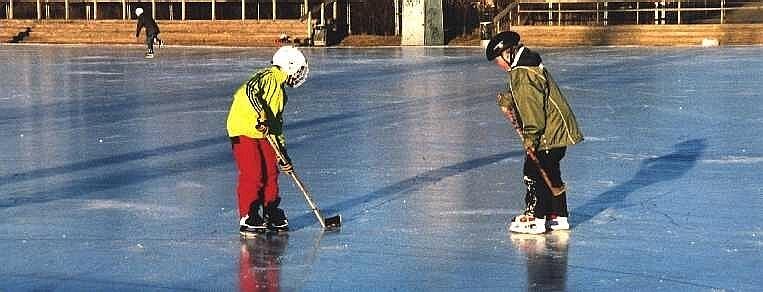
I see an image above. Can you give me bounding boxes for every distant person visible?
[486,31,584,234]
[134,7,164,58]
[227,46,309,237]
[276,33,291,46]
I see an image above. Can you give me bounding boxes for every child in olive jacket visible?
[486,31,584,234]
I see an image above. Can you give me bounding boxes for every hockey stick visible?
[498,92,566,197]
[264,133,342,230]
[245,83,339,229]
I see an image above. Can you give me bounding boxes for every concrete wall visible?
[401,0,443,46]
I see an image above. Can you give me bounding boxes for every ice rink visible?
[1,44,761,291]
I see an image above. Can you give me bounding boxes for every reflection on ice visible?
[510,231,569,291]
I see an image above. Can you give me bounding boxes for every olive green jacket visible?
[497,51,583,150]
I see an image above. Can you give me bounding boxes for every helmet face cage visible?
[286,63,309,88]
[272,46,308,88]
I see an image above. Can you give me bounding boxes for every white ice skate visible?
[144,52,155,59]
[509,214,546,234]
[547,216,569,231]
[239,215,267,238]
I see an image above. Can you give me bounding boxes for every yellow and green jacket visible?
[227,66,288,145]
[497,46,584,151]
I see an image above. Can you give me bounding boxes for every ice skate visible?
[265,207,289,233]
[509,214,546,234]
[239,214,267,238]
[144,52,155,59]
[547,215,569,231]
[154,38,165,49]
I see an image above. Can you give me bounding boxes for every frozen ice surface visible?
[1,44,761,291]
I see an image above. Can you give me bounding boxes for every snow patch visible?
[585,136,616,142]
[176,181,206,189]
[440,209,516,216]
[590,208,618,224]
[606,152,658,161]
[82,200,183,217]
[67,71,123,76]
[701,156,763,164]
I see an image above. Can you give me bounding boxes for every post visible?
[65,0,69,20]
[517,3,521,26]
[307,10,312,42]
[121,0,125,20]
[36,0,41,20]
[394,0,399,35]
[347,1,351,35]
[212,0,216,20]
[604,2,608,26]
[596,2,599,24]
[636,1,639,24]
[182,0,186,20]
[8,0,13,19]
[305,0,311,36]
[94,0,98,20]
[241,0,245,20]
[677,1,681,24]
[169,3,174,19]
[720,0,725,24]
[654,2,658,24]
[152,0,156,19]
[272,0,275,20]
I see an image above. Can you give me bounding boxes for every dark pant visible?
[145,32,159,53]
[523,147,568,218]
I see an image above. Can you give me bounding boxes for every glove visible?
[255,119,269,134]
[277,147,293,172]
[522,138,539,152]
[496,91,513,108]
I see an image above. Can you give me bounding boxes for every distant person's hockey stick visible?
[498,92,566,197]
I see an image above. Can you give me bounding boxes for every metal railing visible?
[1,0,313,21]
[492,0,763,26]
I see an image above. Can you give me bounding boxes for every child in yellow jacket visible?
[227,46,309,237]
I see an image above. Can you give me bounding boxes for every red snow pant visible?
[231,136,280,218]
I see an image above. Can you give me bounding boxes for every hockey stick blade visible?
[323,215,341,230]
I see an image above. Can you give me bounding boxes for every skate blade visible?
[324,215,341,230]
[240,231,267,239]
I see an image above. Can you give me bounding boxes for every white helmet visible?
[272,46,309,88]
[135,8,143,17]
